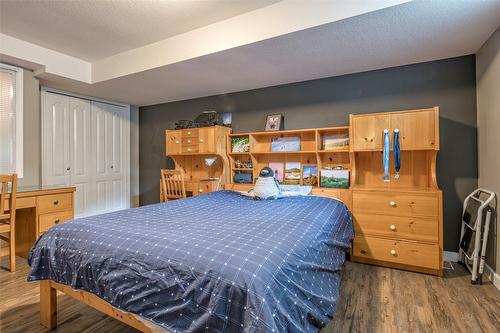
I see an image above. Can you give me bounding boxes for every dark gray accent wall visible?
[140,55,477,252]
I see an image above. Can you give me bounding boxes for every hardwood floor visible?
[1,257,499,333]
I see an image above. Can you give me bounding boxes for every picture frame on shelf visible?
[302,165,318,186]
[320,168,349,188]
[231,137,250,152]
[271,136,301,152]
[322,133,349,150]
[265,114,283,131]
[284,162,301,185]
[268,162,284,183]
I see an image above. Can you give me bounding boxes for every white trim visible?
[484,264,500,291]
[0,62,23,178]
[41,86,128,108]
[444,251,459,262]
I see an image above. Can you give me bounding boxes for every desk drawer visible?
[39,210,73,234]
[37,193,73,214]
[353,191,438,217]
[353,236,440,269]
[353,213,438,243]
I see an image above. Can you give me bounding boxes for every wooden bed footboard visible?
[39,280,169,333]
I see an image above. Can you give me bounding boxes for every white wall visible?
[476,27,500,274]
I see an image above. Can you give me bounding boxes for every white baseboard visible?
[444,251,459,262]
[444,251,500,291]
[484,264,500,291]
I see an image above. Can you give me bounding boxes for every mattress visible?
[28,191,353,332]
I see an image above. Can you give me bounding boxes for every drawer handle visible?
[53,200,59,205]
[200,139,204,143]
[389,224,396,231]
[389,201,396,207]
[360,250,367,255]
[187,131,191,135]
[199,189,203,193]
[390,249,397,256]
[187,139,191,143]
[187,148,191,152]
[54,218,60,224]
[175,140,179,144]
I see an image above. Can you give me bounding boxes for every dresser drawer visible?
[353,213,438,243]
[181,129,199,138]
[184,182,199,194]
[181,137,198,145]
[353,191,438,217]
[181,144,199,153]
[37,193,73,214]
[353,236,440,269]
[39,210,73,234]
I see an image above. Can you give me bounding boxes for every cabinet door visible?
[352,114,391,151]
[42,92,71,186]
[198,128,215,153]
[391,110,436,150]
[166,130,182,154]
[68,97,94,216]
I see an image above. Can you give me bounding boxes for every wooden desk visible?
[0,185,75,259]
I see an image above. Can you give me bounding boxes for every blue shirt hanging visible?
[383,129,390,182]
[393,129,401,179]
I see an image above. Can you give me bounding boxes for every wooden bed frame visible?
[40,280,169,333]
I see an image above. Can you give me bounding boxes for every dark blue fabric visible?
[28,191,353,332]
[393,130,401,173]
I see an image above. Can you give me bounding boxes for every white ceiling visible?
[1,0,499,106]
[0,0,279,61]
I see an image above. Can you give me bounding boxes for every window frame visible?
[0,63,23,178]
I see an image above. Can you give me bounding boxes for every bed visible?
[28,191,353,332]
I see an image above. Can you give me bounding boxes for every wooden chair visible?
[160,169,186,203]
[0,174,17,272]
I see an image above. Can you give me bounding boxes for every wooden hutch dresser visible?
[164,126,232,197]
[350,107,443,275]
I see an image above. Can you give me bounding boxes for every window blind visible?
[0,68,17,174]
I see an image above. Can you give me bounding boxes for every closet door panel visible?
[69,97,94,216]
[43,92,71,186]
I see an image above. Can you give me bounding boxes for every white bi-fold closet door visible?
[42,91,130,217]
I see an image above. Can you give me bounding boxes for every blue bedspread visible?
[28,191,353,332]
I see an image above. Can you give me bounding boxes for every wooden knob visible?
[53,200,59,205]
[187,139,191,143]
[187,148,191,151]
[389,224,396,231]
[175,140,179,144]
[54,218,60,224]
[360,250,366,255]
[187,131,191,135]
[390,249,397,256]
[199,189,203,193]
[200,139,204,143]
[389,201,396,207]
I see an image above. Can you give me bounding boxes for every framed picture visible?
[302,165,318,186]
[322,133,349,150]
[231,137,250,152]
[268,162,284,183]
[284,162,301,185]
[320,169,349,188]
[265,114,283,131]
[271,136,301,152]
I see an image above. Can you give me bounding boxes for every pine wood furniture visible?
[0,185,75,261]
[225,127,353,209]
[350,107,442,275]
[160,169,186,202]
[0,174,17,272]
[164,126,232,197]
